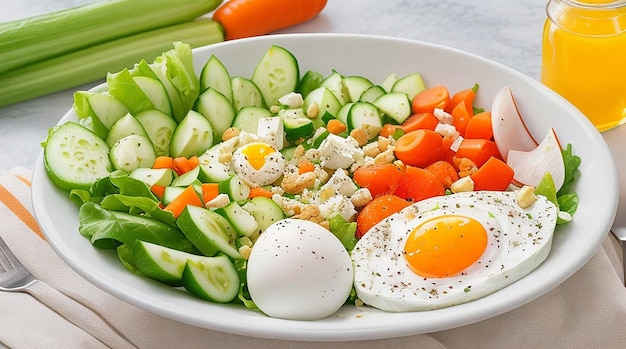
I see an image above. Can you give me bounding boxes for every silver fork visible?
[0,235,137,348]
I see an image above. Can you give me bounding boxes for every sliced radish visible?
[506,128,565,191]
[491,86,538,160]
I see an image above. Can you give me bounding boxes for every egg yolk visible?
[241,143,275,170]
[403,214,487,278]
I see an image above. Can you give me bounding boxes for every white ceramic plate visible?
[32,33,618,341]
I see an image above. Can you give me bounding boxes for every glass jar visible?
[541,0,626,132]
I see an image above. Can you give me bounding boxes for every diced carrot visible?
[464,111,493,140]
[394,165,445,203]
[400,112,439,132]
[470,157,514,191]
[153,156,174,169]
[164,185,203,218]
[248,186,274,199]
[444,87,476,114]
[326,118,347,135]
[454,138,501,167]
[297,158,315,174]
[394,129,444,168]
[201,183,220,203]
[411,85,450,114]
[451,100,472,136]
[356,194,411,238]
[379,123,402,138]
[353,163,404,198]
[425,160,459,189]
[150,184,166,199]
[173,156,199,176]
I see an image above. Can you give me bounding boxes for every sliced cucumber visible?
[251,45,299,107]
[342,75,373,103]
[129,167,174,187]
[359,85,386,104]
[241,196,285,232]
[320,71,348,105]
[182,254,240,303]
[347,102,383,140]
[303,86,341,128]
[135,109,177,157]
[177,205,241,259]
[214,201,259,238]
[381,73,399,93]
[392,72,426,100]
[109,134,157,172]
[197,147,231,183]
[232,106,273,135]
[283,117,314,142]
[44,121,111,191]
[199,54,233,102]
[231,76,265,112]
[194,87,235,141]
[170,165,200,187]
[162,186,186,206]
[373,92,412,124]
[218,175,250,202]
[133,76,172,116]
[169,110,214,158]
[336,102,354,126]
[105,112,148,148]
[73,91,129,139]
[298,70,324,98]
[132,240,204,287]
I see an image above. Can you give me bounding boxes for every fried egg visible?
[351,191,558,312]
[231,141,285,187]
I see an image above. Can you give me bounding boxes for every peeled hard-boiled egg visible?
[231,141,285,186]
[351,191,558,312]
[246,219,354,320]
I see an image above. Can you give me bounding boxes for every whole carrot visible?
[213,0,328,40]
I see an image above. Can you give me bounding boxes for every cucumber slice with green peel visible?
[218,175,250,202]
[232,106,273,135]
[381,73,399,93]
[347,102,383,140]
[303,86,341,128]
[251,45,299,107]
[133,76,172,116]
[342,75,374,103]
[280,145,297,161]
[197,147,231,183]
[43,121,111,191]
[359,85,386,104]
[194,87,235,141]
[199,54,233,102]
[170,165,200,187]
[241,196,285,232]
[73,91,129,139]
[373,92,412,124]
[177,205,241,259]
[182,254,240,303]
[392,72,426,100]
[135,109,177,157]
[336,102,354,126]
[231,76,265,112]
[320,71,348,105]
[132,240,204,287]
[105,112,148,148]
[298,70,324,98]
[109,134,157,172]
[162,186,186,206]
[283,117,315,142]
[169,110,214,158]
[129,167,174,187]
[214,201,259,238]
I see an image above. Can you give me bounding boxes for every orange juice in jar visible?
[541,0,626,132]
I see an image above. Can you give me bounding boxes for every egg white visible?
[231,142,285,187]
[351,191,558,312]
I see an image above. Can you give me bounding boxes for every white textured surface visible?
[0,0,546,169]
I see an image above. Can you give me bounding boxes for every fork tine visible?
[0,235,35,290]
[0,236,18,272]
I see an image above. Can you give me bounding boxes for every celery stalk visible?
[0,0,223,75]
[0,19,224,108]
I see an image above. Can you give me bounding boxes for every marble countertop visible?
[1,0,624,222]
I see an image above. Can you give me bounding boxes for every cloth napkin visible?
[1,166,625,349]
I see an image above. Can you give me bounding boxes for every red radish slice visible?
[491,86,538,160]
[506,128,565,191]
